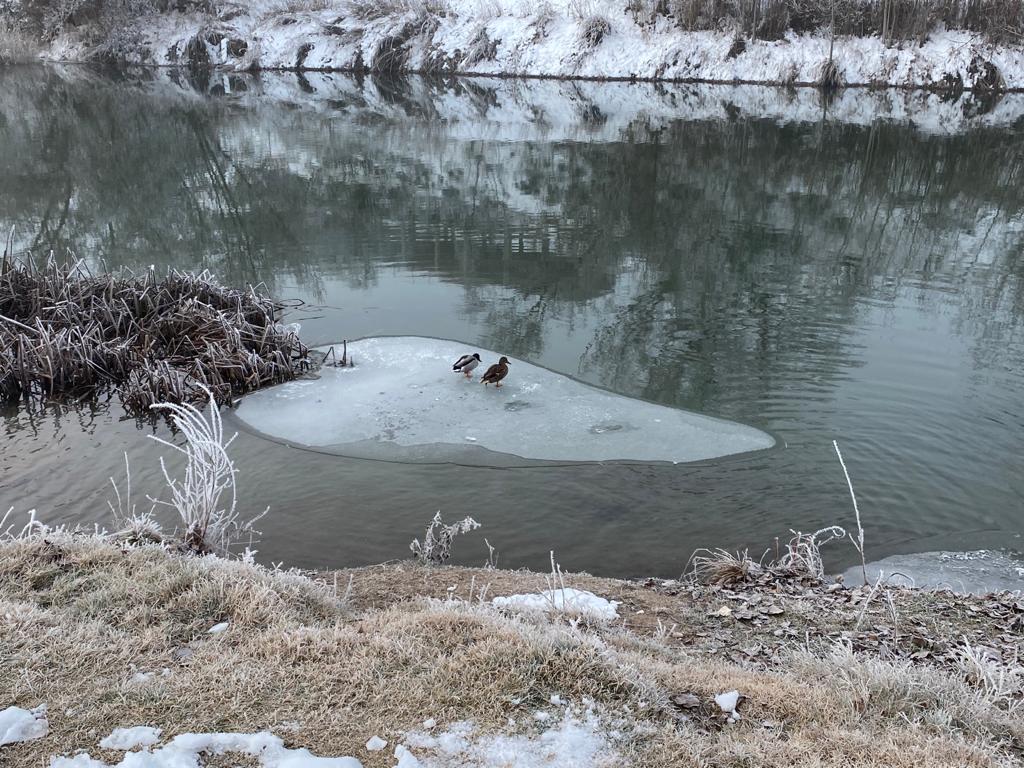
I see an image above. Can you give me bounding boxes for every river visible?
[2,65,1022,579]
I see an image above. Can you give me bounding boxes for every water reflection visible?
[1,66,1022,575]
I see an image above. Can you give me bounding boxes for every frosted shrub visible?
[108,453,165,546]
[410,511,481,564]
[149,387,266,554]
[579,14,611,46]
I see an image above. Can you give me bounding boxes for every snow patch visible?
[493,588,620,621]
[0,705,48,746]
[235,336,773,465]
[396,707,618,767]
[98,726,162,750]
[49,731,362,768]
[365,736,387,751]
[714,690,742,723]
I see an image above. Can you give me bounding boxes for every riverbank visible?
[6,0,1024,91]
[2,532,1022,766]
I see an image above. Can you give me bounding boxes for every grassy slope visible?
[2,534,1022,766]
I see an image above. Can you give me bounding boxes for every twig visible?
[0,313,39,335]
[833,440,867,585]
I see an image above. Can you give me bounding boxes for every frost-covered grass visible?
[1,533,1022,767]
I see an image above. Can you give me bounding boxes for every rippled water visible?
[2,66,1023,577]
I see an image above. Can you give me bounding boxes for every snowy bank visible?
[30,0,1024,91]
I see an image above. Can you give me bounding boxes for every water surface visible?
[2,66,1023,577]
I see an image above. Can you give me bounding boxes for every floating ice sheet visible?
[234,337,774,465]
[841,550,1024,595]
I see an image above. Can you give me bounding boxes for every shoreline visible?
[20,56,1024,93]
[2,531,1022,766]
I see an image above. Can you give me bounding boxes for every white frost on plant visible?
[493,588,620,621]
[98,726,162,750]
[50,731,362,768]
[149,386,267,554]
[0,705,48,746]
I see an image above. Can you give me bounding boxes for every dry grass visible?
[2,534,1022,767]
[687,525,851,586]
[0,256,310,415]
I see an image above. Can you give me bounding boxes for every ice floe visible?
[841,550,1024,594]
[234,337,774,465]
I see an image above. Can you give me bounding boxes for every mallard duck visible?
[452,353,481,378]
[480,356,510,387]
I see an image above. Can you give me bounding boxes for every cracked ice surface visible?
[234,337,774,464]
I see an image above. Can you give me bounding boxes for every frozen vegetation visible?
[5,0,1024,89]
[234,336,774,464]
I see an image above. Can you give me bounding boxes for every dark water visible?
[2,66,1023,577]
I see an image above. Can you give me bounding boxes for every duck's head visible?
[498,356,510,365]
[473,353,481,361]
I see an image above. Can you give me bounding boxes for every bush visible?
[666,0,1024,43]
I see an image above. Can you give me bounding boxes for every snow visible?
[39,0,1024,91]
[234,337,774,465]
[396,707,618,767]
[207,621,230,634]
[393,745,422,768]
[98,726,162,750]
[49,731,362,768]
[492,588,620,621]
[714,690,742,723]
[51,708,619,767]
[0,705,48,746]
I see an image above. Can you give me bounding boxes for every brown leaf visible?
[671,693,701,709]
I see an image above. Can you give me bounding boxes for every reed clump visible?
[0,255,310,415]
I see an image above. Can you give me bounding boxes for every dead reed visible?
[0,255,310,415]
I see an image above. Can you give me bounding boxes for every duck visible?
[452,353,482,378]
[480,356,510,387]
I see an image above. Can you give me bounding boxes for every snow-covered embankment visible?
[40,0,1024,91]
